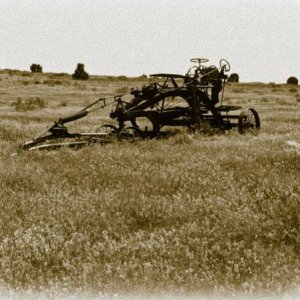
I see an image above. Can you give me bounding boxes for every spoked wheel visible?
[190,58,209,69]
[190,58,209,64]
[219,59,231,72]
[118,126,145,141]
[96,124,119,135]
[238,108,260,134]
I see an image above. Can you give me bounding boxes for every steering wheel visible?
[190,58,209,64]
[219,59,230,72]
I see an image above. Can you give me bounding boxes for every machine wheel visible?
[219,59,231,72]
[238,108,260,134]
[190,58,209,64]
[96,124,119,135]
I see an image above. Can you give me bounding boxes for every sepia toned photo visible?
[0,0,299,299]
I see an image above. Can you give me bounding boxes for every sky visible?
[1,0,299,83]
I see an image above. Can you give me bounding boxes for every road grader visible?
[21,58,260,150]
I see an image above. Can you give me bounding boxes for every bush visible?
[228,73,239,83]
[72,63,89,80]
[117,75,128,80]
[11,97,47,111]
[42,80,65,86]
[287,76,298,85]
[59,99,68,107]
[30,64,43,73]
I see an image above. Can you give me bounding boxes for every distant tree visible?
[228,73,239,83]
[287,76,298,85]
[30,63,43,73]
[72,63,89,80]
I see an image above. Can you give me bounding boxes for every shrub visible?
[287,76,298,85]
[228,73,239,83]
[72,63,89,80]
[261,97,269,102]
[288,88,297,93]
[21,80,30,86]
[4,69,31,76]
[12,97,47,111]
[42,80,64,86]
[30,64,43,73]
[117,75,128,80]
[59,99,68,107]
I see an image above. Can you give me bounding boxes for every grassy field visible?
[0,69,300,297]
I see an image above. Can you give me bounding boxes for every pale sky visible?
[1,0,299,82]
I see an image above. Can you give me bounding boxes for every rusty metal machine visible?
[21,58,260,150]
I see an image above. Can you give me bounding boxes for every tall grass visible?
[1,136,300,295]
[0,71,300,296]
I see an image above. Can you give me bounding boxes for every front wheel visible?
[96,124,119,135]
[238,108,260,134]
